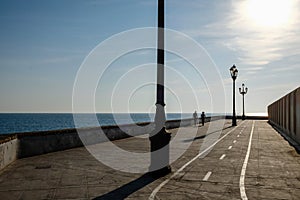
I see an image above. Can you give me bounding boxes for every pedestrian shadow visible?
[92,173,158,200]
[183,125,232,143]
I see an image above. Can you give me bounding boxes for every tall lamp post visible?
[230,65,238,126]
[149,0,171,176]
[239,83,248,120]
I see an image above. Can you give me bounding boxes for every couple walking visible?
[193,111,205,126]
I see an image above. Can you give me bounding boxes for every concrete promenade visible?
[0,120,300,199]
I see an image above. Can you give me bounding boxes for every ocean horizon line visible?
[0,112,267,116]
[0,113,267,135]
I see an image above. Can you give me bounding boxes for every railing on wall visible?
[268,87,300,146]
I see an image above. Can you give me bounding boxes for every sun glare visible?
[245,0,295,27]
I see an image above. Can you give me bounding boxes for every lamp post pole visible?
[149,0,171,176]
[233,79,236,125]
[156,0,165,120]
[239,83,248,120]
[230,65,238,126]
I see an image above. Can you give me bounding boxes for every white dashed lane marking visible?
[219,154,226,160]
[203,171,212,181]
[148,122,245,200]
[228,146,232,150]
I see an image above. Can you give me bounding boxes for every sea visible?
[0,113,196,135]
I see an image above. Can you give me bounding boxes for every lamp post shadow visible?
[92,173,158,200]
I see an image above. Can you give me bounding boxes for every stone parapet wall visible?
[268,87,300,147]
[1,114,269,171]
[0,118,196,171]
[0,138,18,171]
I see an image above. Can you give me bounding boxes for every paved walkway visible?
[0,120,300,199]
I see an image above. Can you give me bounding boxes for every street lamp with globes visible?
[230,65,238,126]
[239,83,248,120]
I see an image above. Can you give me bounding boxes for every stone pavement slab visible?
[0,120,300,199]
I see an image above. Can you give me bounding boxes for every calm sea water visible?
[0,113,196,135]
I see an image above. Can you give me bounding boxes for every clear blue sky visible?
[1,0,299,114]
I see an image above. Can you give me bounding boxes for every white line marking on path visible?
[203,171,212,181]
[148,122,244,200]
[237,135,240,137]
[233,140,237,143]
[219,154,226,160]
[228,146,232,150]
[239,121,255,200]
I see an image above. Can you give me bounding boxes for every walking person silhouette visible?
[193,111,198,126]
[201,111,206,126]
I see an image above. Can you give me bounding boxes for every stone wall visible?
[0,138,18,170]
[0,116,226,171]
[268,87,300,148]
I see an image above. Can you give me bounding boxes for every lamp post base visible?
[149,127,171,177]
[232,118,237,126]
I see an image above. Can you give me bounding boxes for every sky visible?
[0,0,300,115]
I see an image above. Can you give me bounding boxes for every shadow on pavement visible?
[92,173,158,200]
